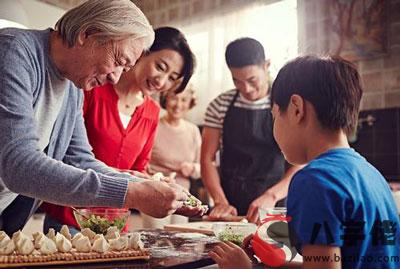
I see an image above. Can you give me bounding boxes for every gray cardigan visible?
[0,28,138,213]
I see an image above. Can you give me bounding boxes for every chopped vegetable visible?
[77,215,126,235]
[184,194,201,207]
[218,227,245,246]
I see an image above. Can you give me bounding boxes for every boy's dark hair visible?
[225,38,265,68]
[271,55,362,135]
[149,27,196,93]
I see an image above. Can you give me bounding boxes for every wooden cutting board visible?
[164,221,245,235]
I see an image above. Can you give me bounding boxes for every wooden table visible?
[12,229,218,269]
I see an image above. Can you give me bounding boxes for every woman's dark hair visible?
[225,37,265,68]
[149,27,196,93]
[271,55,362,135]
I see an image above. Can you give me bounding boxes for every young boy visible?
[210,55,400,269]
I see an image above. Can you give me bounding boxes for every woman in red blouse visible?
[42,27,196,234]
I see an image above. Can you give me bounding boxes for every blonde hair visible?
[55,0,154,48]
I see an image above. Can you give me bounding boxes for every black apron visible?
[220,90,285,215]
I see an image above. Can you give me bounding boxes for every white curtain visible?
[173,0,298,125]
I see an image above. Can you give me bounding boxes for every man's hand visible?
[124,181,188,218]
[246,192,277,223]
[209,203,238,219]
[209,241,252,269]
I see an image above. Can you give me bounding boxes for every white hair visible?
[55,0,154,49]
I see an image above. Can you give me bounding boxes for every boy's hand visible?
[209,241,252,269]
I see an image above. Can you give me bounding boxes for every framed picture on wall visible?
[330,0,387,61]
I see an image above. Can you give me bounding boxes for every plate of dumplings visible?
[0,225,149,267]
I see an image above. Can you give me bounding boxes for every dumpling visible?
[81,228,96,241]
[71,232,84,248]
[11,230,23,246]
[32,232,41,241]
[105,226,120,240]
[39,237,57,255]
[0,231,15,255]
[60,225,72,241]
[55,233,72,253]
[11,231,35,254]
[46,228,56,243]
[32,232,46,249]
[109,236,128,251]
[91,234,109,253]
[129,232,144,250]
[16,238,34,255]
[91,234,103,244]
[74,236,91,253]
[0,231,8,241]
[152,172,164,181]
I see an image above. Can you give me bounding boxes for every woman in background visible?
[143,85,202,228]
[42,27,196,234]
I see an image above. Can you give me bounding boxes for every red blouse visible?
[82,84,160,172]
[42,84,160,228]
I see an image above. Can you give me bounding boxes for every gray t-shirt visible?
[34,46,66,152]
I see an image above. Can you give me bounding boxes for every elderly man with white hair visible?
[0,0,201,235]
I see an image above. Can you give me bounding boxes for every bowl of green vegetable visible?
[212,222,257,246]
[73,208,130,235]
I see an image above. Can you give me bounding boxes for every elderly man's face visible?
[72,36,145,91]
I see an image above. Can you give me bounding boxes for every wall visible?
[133,0,278,27]
[351,108,400,181]
[21,0,65,29]
[298,0,400,110]
[297,0,400,181]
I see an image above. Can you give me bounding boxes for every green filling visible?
[78,215,126,234]
[218,227,245,246]
[184,194,201,207]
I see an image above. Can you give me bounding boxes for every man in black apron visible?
[201,38,301,223]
